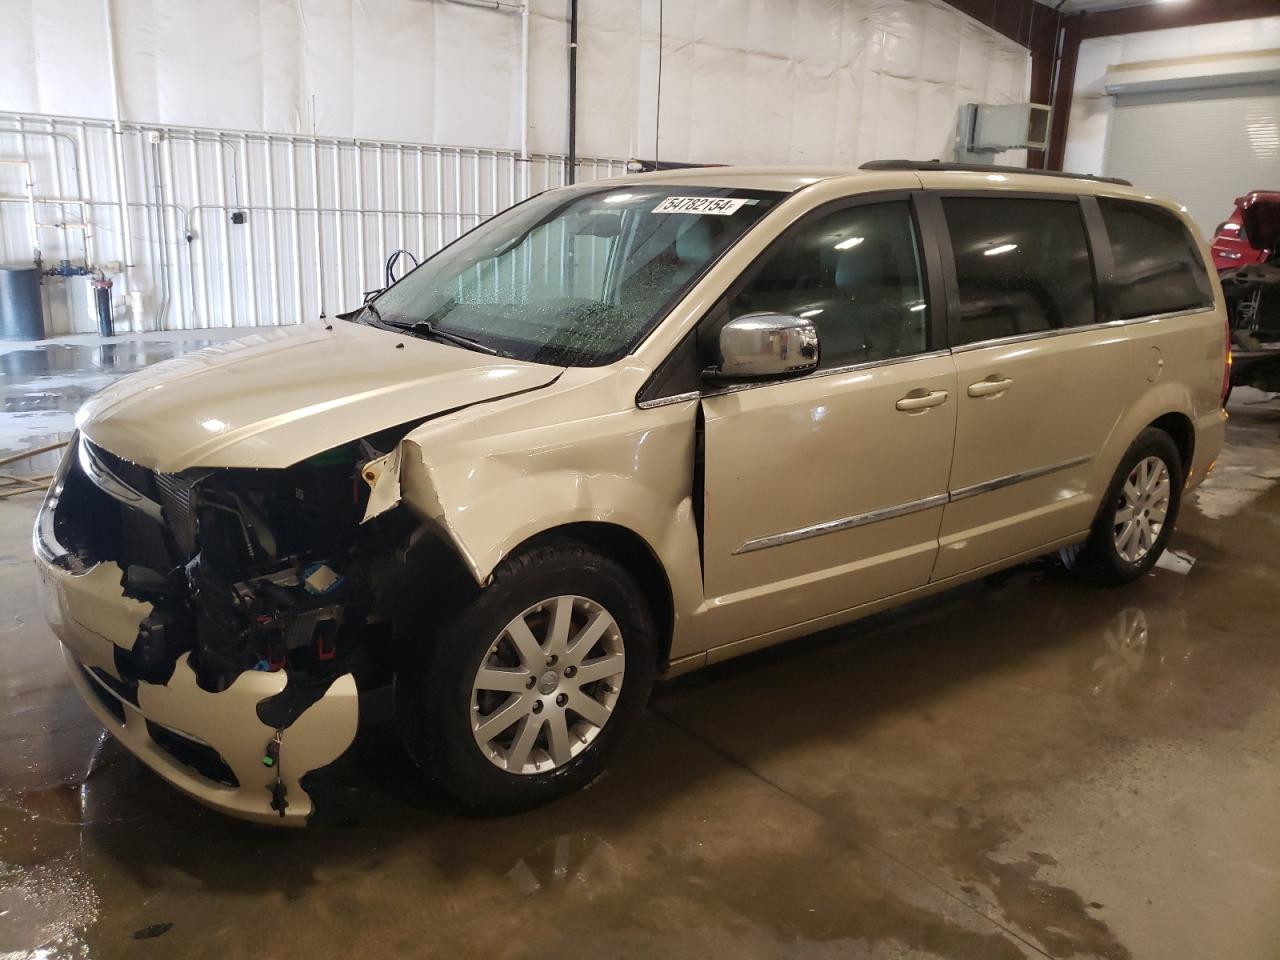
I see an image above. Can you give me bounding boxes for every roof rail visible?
[859,159,1133,188]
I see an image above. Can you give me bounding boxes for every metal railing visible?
[0,111,629,332]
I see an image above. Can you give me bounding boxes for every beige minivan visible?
[35,161,1229,824]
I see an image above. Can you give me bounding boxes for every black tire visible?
[394,537,657,814]
[1060,428,1183,586]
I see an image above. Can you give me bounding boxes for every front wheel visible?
[1060,428,1183,586]
[395,539,657,814]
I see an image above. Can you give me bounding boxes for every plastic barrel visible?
[0,264,45,341]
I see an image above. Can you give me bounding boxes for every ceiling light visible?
[800,308,823,318]
[984,243,1018,257]
[834,237,864,250]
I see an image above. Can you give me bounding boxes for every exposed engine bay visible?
[47,428,430,813]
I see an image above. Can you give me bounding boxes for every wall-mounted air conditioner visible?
[954,102,1052,162]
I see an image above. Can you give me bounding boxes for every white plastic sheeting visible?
[0,0,522,149]
[0,0,1031,331]
[2,0,1029,164]
[531,0,1030,164]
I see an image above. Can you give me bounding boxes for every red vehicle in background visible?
[1217,191,1280,391]
[1212,197,1272,273]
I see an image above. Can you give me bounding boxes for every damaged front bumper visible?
[34,438,362,826]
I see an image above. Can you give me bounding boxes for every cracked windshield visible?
[366,185,784,365]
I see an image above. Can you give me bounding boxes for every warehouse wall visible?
[1062,17,1280,178]
[528,0,1031,164]
[0,0,1030,332]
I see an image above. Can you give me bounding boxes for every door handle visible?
[895,390,949,412]
[967,377,1013,398]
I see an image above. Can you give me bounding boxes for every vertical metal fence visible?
[0,111,630,333]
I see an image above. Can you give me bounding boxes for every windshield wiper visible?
[377,314,499,355]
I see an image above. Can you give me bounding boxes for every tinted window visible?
[943,197,1097,346]
[729,200,928,367]
[1099,198,1214,319]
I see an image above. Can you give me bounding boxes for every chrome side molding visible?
[948,454,1092,502]
[735,493,950,555]
[735,454,1092,555]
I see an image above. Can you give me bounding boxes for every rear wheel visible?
[1060,428,1183,586]
[395,539,656,814]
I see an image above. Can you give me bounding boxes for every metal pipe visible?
[0,124,93,266]
[567,0,578,185]
[0,159,41,265]
[263,137,283,325]
[438,0,524,10]
[394,145,405,258]
[311,140,326,318]
[434,149,445,252]
[213,134,237,327]
[331,144,348,309]
[520,0,530,181]
[287,139,304,323]
[415,147,427,257]
[2,110,538,160]
[188,137,212,329]
[453,148,464,241]
[354,145,367,295]
[160,133,186,323]
[238,134,259,328]
[102,0,135,328]
[0,110,623,332]
[148,136,171,329]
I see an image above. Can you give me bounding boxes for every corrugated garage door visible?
[1104,83,1280,240]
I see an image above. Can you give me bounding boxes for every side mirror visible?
[709,313,820,381]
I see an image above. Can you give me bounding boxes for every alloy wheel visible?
[1113,455,1171,563]
[470,595,625,774]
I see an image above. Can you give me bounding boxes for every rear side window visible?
[942,197,1097,347]
[1098,199,1214,319]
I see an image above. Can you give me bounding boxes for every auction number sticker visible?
[652,196,750,215]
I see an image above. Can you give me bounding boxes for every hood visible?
[1241,191,1280,252]
[77,321,562,473]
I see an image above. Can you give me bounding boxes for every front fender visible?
[396,407,708,662]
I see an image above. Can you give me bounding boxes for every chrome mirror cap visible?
[714,312,820,380]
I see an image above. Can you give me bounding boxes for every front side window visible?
[367,185,783,366]
[943,197,1097,347]
[1099,198,1214,319]
[727,200,929,368]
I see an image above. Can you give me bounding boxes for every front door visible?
[699,195,958,644]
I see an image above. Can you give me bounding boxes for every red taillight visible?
[1222,322,1232,407]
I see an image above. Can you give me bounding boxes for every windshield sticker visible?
[652,196,750,215]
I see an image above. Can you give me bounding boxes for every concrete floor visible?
[3,333,1280,959]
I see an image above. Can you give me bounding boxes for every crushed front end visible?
[34,432,413,825]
